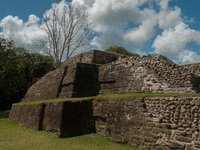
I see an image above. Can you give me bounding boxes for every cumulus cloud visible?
[86,0,153,33]
[123,8,157,47]
[152,22,200,60]
[150,0,200,64]
[123,20,155,47]
[84,0,200,63]
[1,0,200,64]
[0,15,44,52]
[85,0,159,53]
[90,30,128,50]
[178,50,200,64]
[157,1,182,29]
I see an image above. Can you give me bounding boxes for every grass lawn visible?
[0,111,139,150]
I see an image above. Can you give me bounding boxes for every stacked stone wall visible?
[144,96,200,149]
[61,50,124,67]
[99,57,144,94]
[143,58,200,92]
[99,56,199,94]
[10,96,200,149]
[92,50,126,64]
[61,50,200,92]
[9,100,95,137]
[23,50,200,102]
[9,103,45,131]
[93,96,200,150]
[183,63,200,75]
[93,97,172,150]
[61,50,95,66]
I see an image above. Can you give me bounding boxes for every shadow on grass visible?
[0,110,10,119]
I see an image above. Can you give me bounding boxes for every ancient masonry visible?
[9,50,200,150]
[9,96,200,150]
[23,50,200,102]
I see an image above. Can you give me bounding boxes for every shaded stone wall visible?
[59,63,100,98]
[23,62,100,102]
[23,67,66,101]
[9,100,95,137]
[9,103,45,131]
[9,96,200,149]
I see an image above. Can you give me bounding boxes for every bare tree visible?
[36,2,94,68]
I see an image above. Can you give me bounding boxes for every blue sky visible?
[1,0,200,64]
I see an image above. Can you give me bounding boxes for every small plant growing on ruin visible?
[104,45,140,57]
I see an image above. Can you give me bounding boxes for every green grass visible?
[16,92,200,105]
[0,111,139,150]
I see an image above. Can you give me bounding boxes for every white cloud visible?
[178,50,200,64]
[123,9,157,47]
[124,20,155,47]
[0,16,23,33]
[0,15,44,52]
[152,22,200,57]
[158,5,182,29]
[1,0,200,64]
[26,15,40,25]
[85,0,160,52]
[86,0,149,32]
[90,30,128,50]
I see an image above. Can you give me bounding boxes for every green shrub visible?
[143,53,168,60]
[104,45,140,57]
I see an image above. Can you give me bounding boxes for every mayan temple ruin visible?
[9,50,200,150]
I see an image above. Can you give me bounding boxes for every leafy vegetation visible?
[0,37,54,110]
[0,110,9,119]
[0,111,138,150]
[104,45,140,57]
[143,53,168,60]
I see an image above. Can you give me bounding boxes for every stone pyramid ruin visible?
[22,50,200,102]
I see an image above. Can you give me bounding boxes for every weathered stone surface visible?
[193,141,200,148]
[10,100,95,138]
[9,103,44,130]
[22,50,200,102]
[62,49,123,67]
[175,135,193,143]
[8,48,200,150]
[165,140,185,149]
[9,104,23,122]
[60,100,95,137]
[23,67,66,101]
[10,96,200,149]
[150,145,170,150]
[23,62,100,101]
[59,63,100,98]
[43,101,63,136]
